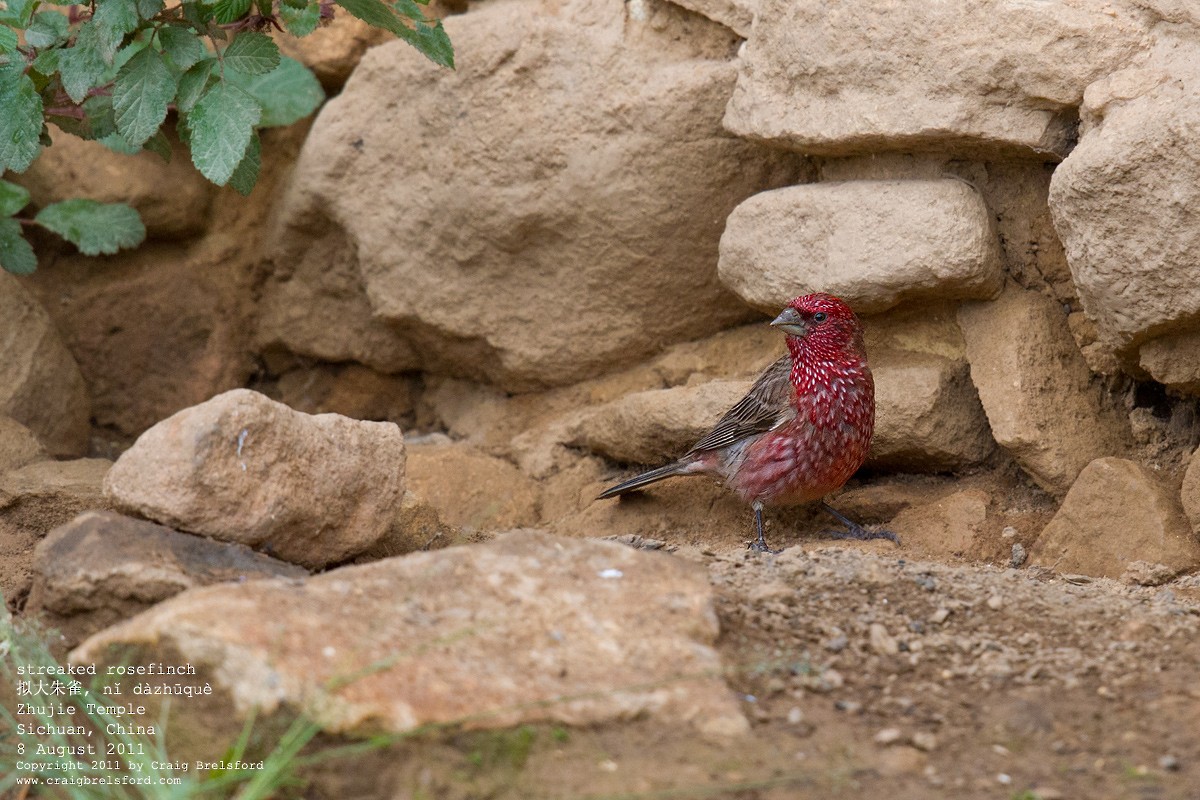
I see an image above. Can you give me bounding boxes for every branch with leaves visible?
[0,0,453,274]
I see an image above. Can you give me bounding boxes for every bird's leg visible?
[821,502,900,544]
[747,501,780,554]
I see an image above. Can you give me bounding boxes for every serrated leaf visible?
[176,111,191,146]
[0,180,30,216]
[137,0,165,16]
[0,0,35,26]
[97,131,141,154]
[82,94,119,139]
[189,81,260,184]
[143,128,172,160]
[0,70,44,173]
[92,0,141,60]
[31,48,60,76]
[336,0,403,35]
[0,26,18,55]
[226,56,323,127]
[280,0,308,9]
[211,0,251,24]
[176,58,216,112]
[158,25,208,70]
[113,46,178,147]
[336,0,452,68]
[228,130,260,196]
[58,23,108,102]
[222,32,279,75]
[279,2,319,36]
[395,18,453,68]
[25,10,70,48]
[0,218,36,275]
[35,199,145,255]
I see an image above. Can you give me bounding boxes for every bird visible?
[597,292,897,553]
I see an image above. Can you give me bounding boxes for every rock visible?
[1011,543,1027,568]
[870,349,994,471]
[271,362,417,423]
[405,441,540,531]
[1030,458,1200,579]
[275,13,393,89]
[1048,30,1200,360]
[1138,331,1200,394]
[0,273,91,457]
[348,491,460,562]
[72,531,748,746]
[724,0,1150,157]
[103,389,406,569]
[718,180,1003,315]
[572,380,752,466]
[874,727,903,745]
[667,0,754,36]
[0,416,46,474]
[27,510,306,649]
[958,286,1131,496]
[14,127,213,239]
[888,489,990,562]
[260,0,802,390]
[1182,449,1200,535]
[868,623,899,656]
[0,459,112,608]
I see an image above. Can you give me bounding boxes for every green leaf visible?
[0,26,17,55]
[336,0,453,68]
[211,0,251,24]
[25,10,70,48]
[83,94,119,139]
[395,18,453,69]
[189,81,260,184]
[336,0,402,35]
[222,32,279,75]
[158,25,208,70]
[228,130,260,196]
[31,49,60,76]
[35,199,146,255]
[280,0,308,9]
[0,180,30,216]
[176,57,216,112]
[143,128,172,161]
[58,24,108,102]
[0,0,35,26]
[97,131,142,154]
[0,218,36,275]
[113,46,178,147]
[0,70,44,173]
[137,0,165,16]
[279,1,319,35]
[92,0,141,60]
[226,56,323,127]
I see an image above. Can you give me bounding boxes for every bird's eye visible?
[812,312,827,323]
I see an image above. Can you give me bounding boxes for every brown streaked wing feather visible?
[686,355,795,455]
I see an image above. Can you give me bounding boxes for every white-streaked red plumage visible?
[598,293,893,552]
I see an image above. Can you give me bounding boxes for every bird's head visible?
[770,293,863,352]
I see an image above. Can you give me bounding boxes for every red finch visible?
[598,292,896,553]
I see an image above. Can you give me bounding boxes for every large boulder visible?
[103,389,407,569]
[72,531,747,745]
[259,0,803,390]
[718,180,1003,314]
[958,286,1131,496]
[1048,30,1200,362]
[724,0,1150,157]
[0,416,46,474]
[0,274,90,457]
[1030,458,1200,580]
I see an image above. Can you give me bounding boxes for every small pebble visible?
[911,731,937,752]
[874,727,903,745]
[869,623,899,656]
[996,773,1012,785]
[986,595,1003,610]
[1160,755,1180,771]
[1001,526,1018,539]
[1011,543,1027,568]
[929,607,952,624]
[786,707,805,725]
[824,634,849,652]
[834,699,862,714]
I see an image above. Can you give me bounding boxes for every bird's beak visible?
[770,307,807,337]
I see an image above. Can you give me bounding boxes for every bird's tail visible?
[597,461,691,499]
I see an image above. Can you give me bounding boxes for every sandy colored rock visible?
[272,362,417,423]
[667,0,755,36]
[0,459,112,607]
[103,389,406,569]
[1048,30,1200,358]
[573,379,752,466]
[14,127,213,239]
[1030,458,1200,579]
[718,181,1003,315]
[888,489,990,562]
[27,510,306,649]
[276,13,393,89]
[261,0,802,390]
[0,416,46,474]
[1138,330,1200,394]
[958,286,1131,496]
[724,0,1150,157]
[1181,449,1200,536]
[405,440,540,531]
[870,350,994,472]
[72,531,748,742]
[0,274,90,457]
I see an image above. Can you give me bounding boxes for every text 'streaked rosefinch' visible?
[598,292,896,552]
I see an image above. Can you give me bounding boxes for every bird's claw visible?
[825,525,900,545]
[747,540,781,555]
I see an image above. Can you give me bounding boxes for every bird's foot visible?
[825,524,900,545]
[747,539,782,555]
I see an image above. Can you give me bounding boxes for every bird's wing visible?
[686,355,796,454]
